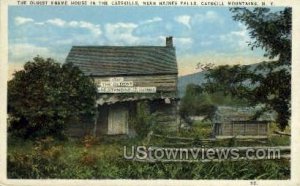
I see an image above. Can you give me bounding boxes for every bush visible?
[79,150,98,167]
[79,135,98,166]
[8,56,97,139]
[7,137,65,178]
[132,102,157,139]
[82,135,98,148]
[179,84,247,120]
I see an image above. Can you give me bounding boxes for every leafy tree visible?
[179,84,247,120]
[179,84,205,118]
[203,8,291,130]
[8,56,97,139]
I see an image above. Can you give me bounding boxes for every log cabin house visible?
[65,37,179,137]
[212,106,275,138]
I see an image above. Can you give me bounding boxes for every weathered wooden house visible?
[65,37,179,137]
[212,106,275,138]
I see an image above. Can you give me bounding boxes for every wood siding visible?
[215,122,268,137]
[150,99,179,132]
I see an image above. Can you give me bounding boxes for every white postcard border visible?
[1,0,299,185]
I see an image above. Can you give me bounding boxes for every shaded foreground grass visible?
[7,123,290,179]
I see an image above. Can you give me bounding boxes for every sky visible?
[8,6,278,77]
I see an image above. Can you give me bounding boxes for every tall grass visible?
[7,134,290,179]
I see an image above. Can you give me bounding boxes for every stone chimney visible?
[166,36,173,47]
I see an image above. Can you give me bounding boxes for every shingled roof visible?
[212,106,276,123]
[65,38,178,76]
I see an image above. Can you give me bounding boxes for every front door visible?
[108,105,128,135]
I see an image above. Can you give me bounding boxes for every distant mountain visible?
[177,71,207,97]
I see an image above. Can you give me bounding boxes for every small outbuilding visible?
[212,106,275,138]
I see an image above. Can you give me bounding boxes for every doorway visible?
[107,104,129,135]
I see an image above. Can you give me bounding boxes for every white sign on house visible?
[100,81,134,87]
[97,77,156,93]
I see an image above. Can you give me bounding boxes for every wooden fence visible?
[148,133,269,146]
[136,133,291,163]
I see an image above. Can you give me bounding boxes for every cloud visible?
[174,15,191,29]
[192,11,223,25]
[68,21,102,37]
[9,43,64,63]
[174,37,193,46]
[141,17,162,24]
[219,23,251,50]
[15,16,34,25]
[15,16,102,38]
[104,22,139,45]
[103,19,193,47]
[46,18,66,27]
[205,11,220,21]
[13,15,190,48]
[44,18,102,37]
[134,20,169,37]
[35,22,45,26]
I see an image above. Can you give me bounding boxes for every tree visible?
[231,8,291,63]
[179,83,247,121]
[8,56,97,139]
[203,8,291,130]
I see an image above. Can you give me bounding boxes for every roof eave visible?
[88,72,178,77]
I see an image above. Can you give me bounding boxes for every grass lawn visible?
[7,122,290,179]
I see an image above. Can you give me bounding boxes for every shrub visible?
[7,137,65,178]
[8,56,97,139]
[82,135,98,148]
[132,102,157,139]
[79,150,98,167]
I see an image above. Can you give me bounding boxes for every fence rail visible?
[274,131,291,136]
[149,133,269,146]
[139,133,291,163]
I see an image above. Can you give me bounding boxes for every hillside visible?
[177,71,207,97]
